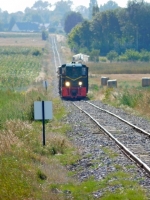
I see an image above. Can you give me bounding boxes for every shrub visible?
[118,55,128,62]
[100,57,107,62]
[32,49,42,56]
[42,30,49,40]
[118,90,141,108]
[140,49,150,62]
[106,50,118,62]
[89,49,100,62]
[124,49,140,61]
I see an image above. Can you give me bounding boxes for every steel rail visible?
[73,102,150,176]
[50,35,61,72]
[85,101,150,137]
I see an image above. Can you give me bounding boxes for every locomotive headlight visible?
[65,81,70,87]
[78,81,83,86]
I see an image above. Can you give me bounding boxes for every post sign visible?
[34,101,53,146]
[43,80,48,91]
[34,101,52,120]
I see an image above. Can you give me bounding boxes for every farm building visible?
[11,22,40,32]
[72,53,89,63]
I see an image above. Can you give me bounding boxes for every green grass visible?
[55,170,147,200]
[0,154,38,200]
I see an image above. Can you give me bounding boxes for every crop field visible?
[0,33,46,91]
[0,33,48,123]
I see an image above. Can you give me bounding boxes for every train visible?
[57,62,88,100]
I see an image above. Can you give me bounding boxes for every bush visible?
[106,50,118,62]
[100,57,107,62]
[140,49,150,62]
[124,49,140,61]
[118,55,128,62]
[32,49,42,56]
[42,31,49,40]
[118,90,141,108]
[89,49,100,62]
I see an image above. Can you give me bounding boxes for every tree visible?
[9,16,16,30]
[42,30,48,40]
[75,5,89,19]
[64,11,83,34]
[106,50,118,62]
[89,49,100,62]
[99,0,119,12]
[68,20,92,53]
[54,0,73,15]
[32,0,51,10]
[89,0,98,19]
[92,5,99,17]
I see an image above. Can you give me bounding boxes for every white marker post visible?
[34,101,53,146]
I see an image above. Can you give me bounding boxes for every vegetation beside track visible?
[0,33,149,199]
[87,61,150,120]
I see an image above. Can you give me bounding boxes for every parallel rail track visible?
[73,101,150,176]
[50,35,62,71]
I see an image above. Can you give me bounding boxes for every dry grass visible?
[89,73,150,89]
[0,34,46,47]
[0,120,33,154]
[99,74,150,81]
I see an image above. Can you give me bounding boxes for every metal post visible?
[42,101,45,146]
[45,81,47,92]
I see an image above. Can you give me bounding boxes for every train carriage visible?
[58,62,88,100]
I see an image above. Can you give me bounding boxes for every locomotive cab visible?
[58,62,88,100]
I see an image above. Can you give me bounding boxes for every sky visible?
[0,0,150,13]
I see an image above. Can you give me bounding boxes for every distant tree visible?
[42,30,49,40]
[2,11,9,24]
[75,5,89,19]
[68,20,92,53]
[64,11,83,34]
[99,0,119,12]
[0,20,3,31]
[89,0,98,19]
[54,0,73,15]
[32,0,51,10]
[9,16,16,30]
[31,12,43,23]
[92,4,99,17]
[106,50,118,62]
[89,49,100,62]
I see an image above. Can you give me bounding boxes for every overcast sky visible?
[0,0,149,13]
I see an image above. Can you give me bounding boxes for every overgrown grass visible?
[88,61,150,74]
[0,89,80,199]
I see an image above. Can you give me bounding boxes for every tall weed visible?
[118,90,142,108]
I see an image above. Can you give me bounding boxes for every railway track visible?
[73,100,150,176]
[50,35,63,72]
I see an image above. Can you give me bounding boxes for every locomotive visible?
[57,62,88,100]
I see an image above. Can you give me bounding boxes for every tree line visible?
[0,0,119,32]
[67,0,150,58]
